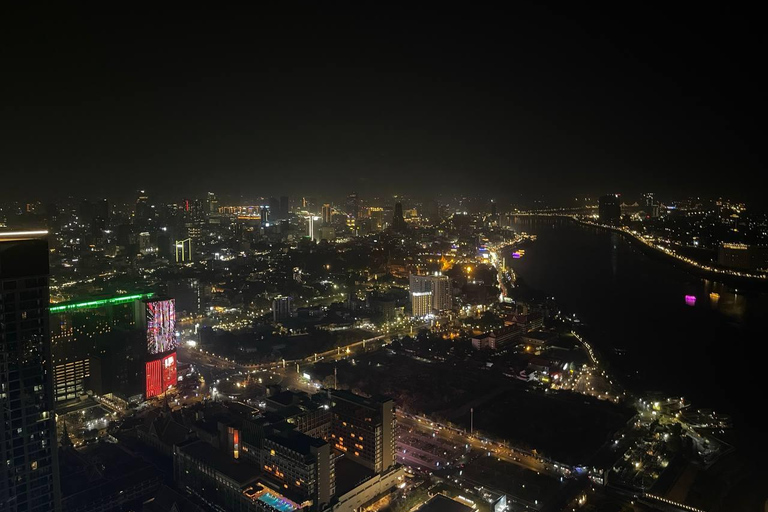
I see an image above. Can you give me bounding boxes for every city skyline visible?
[2,5,768,512]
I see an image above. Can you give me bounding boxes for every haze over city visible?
[2,5,768,512]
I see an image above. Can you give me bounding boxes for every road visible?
[396,411,562,478]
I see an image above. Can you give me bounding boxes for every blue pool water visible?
[257,492,296,512]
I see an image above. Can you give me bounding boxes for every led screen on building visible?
[146,299,177,354]
[146,351,177,398]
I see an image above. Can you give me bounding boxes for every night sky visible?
[2,5,766,203]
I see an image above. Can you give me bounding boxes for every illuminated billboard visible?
[146,351,177,398]
[146,299,177,354]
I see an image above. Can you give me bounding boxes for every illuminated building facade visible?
[50,292,154,404]
[330,390,396,474]
[261,431,333,509]
[410,291,432,317]
[141,298,177,355]
[308,215,320,241]
[145,351,177,398]
[175,238,193,263]
[409,274,452,313]
[321,203,333,225]
[137,298,177,398]
[0,232,61,512]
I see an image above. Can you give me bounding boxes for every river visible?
[506,216,767,432]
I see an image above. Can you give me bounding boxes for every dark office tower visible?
[79,199,95,226]
[345,193,359,219]
[269,197,281,219]
[260,206,270,225]
[392,202,407,231]
[279,196,289,219]
[598,194,622,224]
[0,231,61,512]
[44,203,59,230]
[206,192,218,214]
[330,390,396,474]
[93,199,109,230]
[491,201,497,217]
[135,191,150,222]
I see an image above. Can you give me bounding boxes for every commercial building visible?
[718,243,768,271]
[471,325,524,350]
[261,430,333,509]
[175,238,193,263]
[329,390,396,474]
[321,204,333,225]
[49,293,177,403]
[409,274,452,313]
[0,231,61,512]
[598,194,622,224]
[273,296,293,323]
[345,193,359,219]
[49,292,154,404]
[392,202,407,231]
[410,291,432,318]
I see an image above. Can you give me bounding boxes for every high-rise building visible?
[410,291,432,317]
[175,238,193,263]
[135,191,150,222]
[269,197,281,219]
[345,193,359,219]
[261,430,333,509]
[0,231,61,512]
[321,203,333,225]
[409,274,452,313]
[330,390,396,474]
[206,192,218,214]
[260,206,270,225]
[279,196,289,219]
[49,292,154,404]
[308,216,321,241]
[272,296,292,323]
[598,194,622,224]
[392,202,407,231]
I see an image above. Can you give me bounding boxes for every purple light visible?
[685,295,696,306]
[512,252,521,259]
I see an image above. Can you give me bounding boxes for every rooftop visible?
[177,440,259,487]
[331,389,392,409]
[334,457,376,496]
[417,495,474,512]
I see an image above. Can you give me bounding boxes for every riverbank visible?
[521,214,768,290]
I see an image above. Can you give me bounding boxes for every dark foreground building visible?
[598,194,622,224]
[0,231,61,511]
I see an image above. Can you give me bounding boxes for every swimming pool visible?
[256,491,297,512]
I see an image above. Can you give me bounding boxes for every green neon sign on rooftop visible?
[49,292,155,313]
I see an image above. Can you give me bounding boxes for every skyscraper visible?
[410,291,432,317]
[0,231,61,512]
[308,215,320,241]
[321,203,333,225]
[392,202,407,231]
[345,193,359,219]
[598,194,622,224]
[135,191,150,222]
[272,296,292,323]
[279,196,289,219]
[409,274,452,313]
